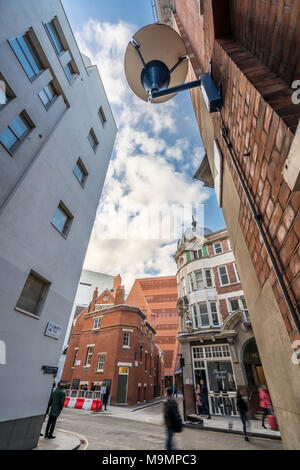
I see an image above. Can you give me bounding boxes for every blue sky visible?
[61,0,225,289]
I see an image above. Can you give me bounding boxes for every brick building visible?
[175,225,264,418]
[126,276,180,390]
[61,281,165,405]
[155,0,300,448]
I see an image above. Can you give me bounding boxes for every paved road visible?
[57,407,283,451]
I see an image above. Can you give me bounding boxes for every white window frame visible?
[195,270,204,290]
[188,273,195,292]
[228,297,249,322]
[233,263,240,283]
[213,242,223,254]
[93,316,102,330]
[123,331,130,348]
[192,304,199,329]
[97,353,105,372]
[85,345,94,367]
[209,301,220,327]
[204,269,213,288]
[218,265,230,286]
[72,348,78,369]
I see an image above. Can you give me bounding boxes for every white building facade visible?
[175,227,266,419]
[0,0,117,449]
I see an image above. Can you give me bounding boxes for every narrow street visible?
[56,406,283,451]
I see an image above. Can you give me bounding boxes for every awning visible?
[193,153,214,188]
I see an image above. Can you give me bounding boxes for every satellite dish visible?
[124,23,188,103]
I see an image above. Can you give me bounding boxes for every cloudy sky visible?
[62,0,225,291]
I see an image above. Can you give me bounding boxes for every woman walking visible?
[195,384,202,415]
[259,386,271,429]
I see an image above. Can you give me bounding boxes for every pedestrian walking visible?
[200,379,211,419]
[236,390,250,442]
[259,386,271,429]
[173,383,177,398]
[195,384,202,415]
[44,383,66,439]
[163,387,182,450]
[102,389,109,410]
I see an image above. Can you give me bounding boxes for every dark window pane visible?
[10,115,28,139]
[16,273,47,315]
[52,206,68,233]
[230,299,239,311]
[17,35,41,76]
[74,163,84,183]
[0,127,17,150]
[0,83,8,105]
[46,22,64,54]
[9,37,35,79]
[207,361,236,392]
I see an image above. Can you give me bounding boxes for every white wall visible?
[0,0,117,423]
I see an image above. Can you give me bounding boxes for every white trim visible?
[86,344,95,347]
[213,242,223,255]
[122,328,133,332]
[217,265,230,286]
[233,263,240,283]
[117,362,132,367]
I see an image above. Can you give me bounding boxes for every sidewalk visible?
[185,414,281,440]
[34,426,83,450]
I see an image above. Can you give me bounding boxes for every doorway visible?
[116,367,129,403]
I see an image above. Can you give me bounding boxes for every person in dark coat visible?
[102,391,108,410]
[236,390,250,442]
[44,383,66,439]
[163,387,182,450]
[200,379,211,419]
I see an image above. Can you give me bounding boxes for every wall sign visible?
[42,365,58,375]
[44,322,62,340]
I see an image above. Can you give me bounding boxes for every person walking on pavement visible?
[102,388,109,411]
[195,384,202,415]
[200,379,211,419]
[236,390,250,442]
[44,383,66,439]
[173,383,177,398]
[163,387,182,450]
[259,385,271,429]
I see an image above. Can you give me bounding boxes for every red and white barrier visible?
[64,396,101,411]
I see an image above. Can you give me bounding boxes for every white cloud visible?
[74,19,209,292]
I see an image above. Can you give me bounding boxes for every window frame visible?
[15,270,50,318]
[45,19,65,56]
[97,353,105,372]
[98,106,107,126]
[51,201,73,238]
[0,73,15,110]
[233,263,240,283]
[93,316,102,330]
[218,265,230,286]
[85,345,94,367]
[0,111,34,155]
[88,128,99,152]
[8,31,44,81]
[123,331,130,348]
[38,81,58,109]
[73,158,88,187]
[213,242,223,254]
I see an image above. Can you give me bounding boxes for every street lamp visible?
[124,23,222,110]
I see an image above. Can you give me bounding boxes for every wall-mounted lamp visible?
[124,23,222,112]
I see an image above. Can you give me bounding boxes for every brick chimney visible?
[114,285,125,305]
[90,287,98,312]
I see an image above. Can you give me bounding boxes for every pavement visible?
[185,414,281,439]
[34,422,84,450]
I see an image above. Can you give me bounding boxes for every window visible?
[209,302,219,326]
[38,82,57,108]
[229,298,240,313]
[93,317,101,330]
[45,20,65,55]
[192,305,199,329]
[85,346,94,366]
[188,273,195,292]
[198,302,210,327]
[181,278,186,297]
[195,270,204,290]
[15,270,50,317]
[9,33,43,80]
[145,352,148,371]
[64,60,77,82]
[123,331,130,348]
[233,263,240,282]
[229,297,250,322]
[99,106,107,126]
[242,298,250,322]
[72,348,78,368]
[0,74,15,109]
[0,112,33,153]
[214,242,223,254]
[97,354,105,372]
[51,201,73,236]
[218,266,229,286]
[88,128,98,151]
[204,269,213,287]
[228,239,232,250]
[73,158,88,187]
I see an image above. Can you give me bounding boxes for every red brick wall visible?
[61,306,164,405]
[173,0,300,344]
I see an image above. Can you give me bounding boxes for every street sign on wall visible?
[44,322,62,340]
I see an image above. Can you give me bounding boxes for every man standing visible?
[44,383,66,439]
[163,387,182,450]
[200,379,211,419]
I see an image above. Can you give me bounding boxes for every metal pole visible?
[220,120,300,334]
[151,79,201,100]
